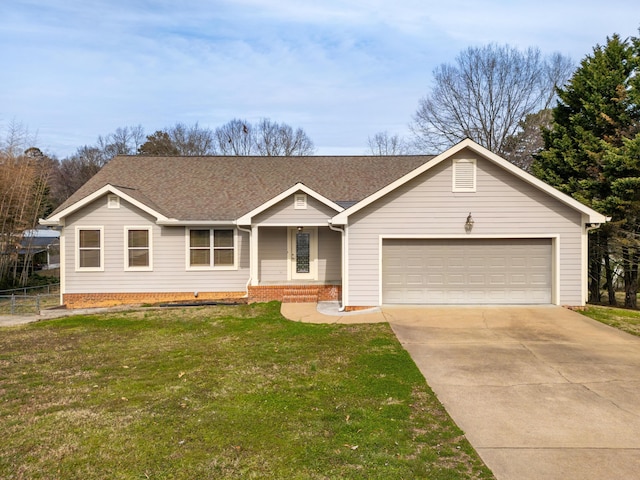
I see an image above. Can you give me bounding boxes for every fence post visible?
[36,295,41,314]
[11,294,15,315]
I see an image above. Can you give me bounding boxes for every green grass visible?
[580,304,640,336]
[0,302,493,479]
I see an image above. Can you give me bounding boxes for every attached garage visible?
[382,238,553,305]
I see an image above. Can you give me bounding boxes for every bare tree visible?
[214,119,255,155]
[49,146,106,205]
[254,118,315,156]
[411,44,573,155]
[0,123,53,286]
[138,124,216,156]
[215,118,315,156]
[367,131,413,155]
[97,125,145,158]
[167,122,216,155]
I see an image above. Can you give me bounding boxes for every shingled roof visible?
[51,155,434,221]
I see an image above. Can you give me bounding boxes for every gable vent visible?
[107,194,120,208]
[452,159,476,192]
[294,193,307,209]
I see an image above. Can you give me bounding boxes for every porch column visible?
[250,225,259,286]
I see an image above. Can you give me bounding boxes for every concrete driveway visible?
[385,305,640,480]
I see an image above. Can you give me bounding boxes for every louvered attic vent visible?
[452,159,476,192]
[294,193,307,209]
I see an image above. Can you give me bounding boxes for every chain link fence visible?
[0,284,60,315]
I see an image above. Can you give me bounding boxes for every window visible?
[187,228,236,269]
[125,227,152,270]
[452,159,476,192]
[76,227,103,271]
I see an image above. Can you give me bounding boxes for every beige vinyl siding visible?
[346,151,584,306]
[258,227,287,282]
[253,194,339,224]
[257,226,341,283]
[64,195,249,294]
[318,227,341,282]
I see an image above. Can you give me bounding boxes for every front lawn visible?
[0,302,493,479]
[580,305,640,336]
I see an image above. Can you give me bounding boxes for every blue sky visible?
[1,0,638,157]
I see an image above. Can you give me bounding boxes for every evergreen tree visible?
[533,34,640,308]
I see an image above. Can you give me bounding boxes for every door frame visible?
[288,227,318,281]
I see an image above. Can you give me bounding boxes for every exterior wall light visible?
[465,213,474,233]
[297,226,303,232]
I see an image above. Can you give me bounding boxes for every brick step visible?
[282,287,319,295]
[282,294,319,303]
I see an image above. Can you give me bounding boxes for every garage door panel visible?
[468,274,486,285]
[382,238,551,305]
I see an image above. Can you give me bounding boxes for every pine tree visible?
[533,34,640,308]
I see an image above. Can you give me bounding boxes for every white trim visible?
[343,225,349,306]
[75,226,104,272]
[157,219,235,226]
[237,183,343,225]
[331,139,608,225]
[287,227,318,281]
[378,234,561,306]
[250,225,259,286]
[185,227,238,271]
[452,158,476,192]
[380,233,559,239]
[45,184,171,225]
[124,226,153,272]
[59,222,65,305]
[247,222,329,228]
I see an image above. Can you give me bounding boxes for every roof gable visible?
[237,183,343,225]
[41,184,171,226]
[331,139,608,225]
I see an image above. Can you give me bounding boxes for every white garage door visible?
[382,238,552,304]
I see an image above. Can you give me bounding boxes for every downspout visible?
[328,222,346,311]
[236,224,252,298]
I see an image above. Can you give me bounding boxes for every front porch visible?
[247,224,343,304]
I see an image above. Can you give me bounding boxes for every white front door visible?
[288,227,318,280]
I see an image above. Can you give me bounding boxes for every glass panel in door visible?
[296,232,310,273]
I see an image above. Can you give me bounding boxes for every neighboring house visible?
[41,139,607,309]
[18,228,61,273]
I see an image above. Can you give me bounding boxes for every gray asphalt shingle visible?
[52,155,434,221]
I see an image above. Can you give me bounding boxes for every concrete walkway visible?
[386,305,640,480]
[280,301,388,324]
